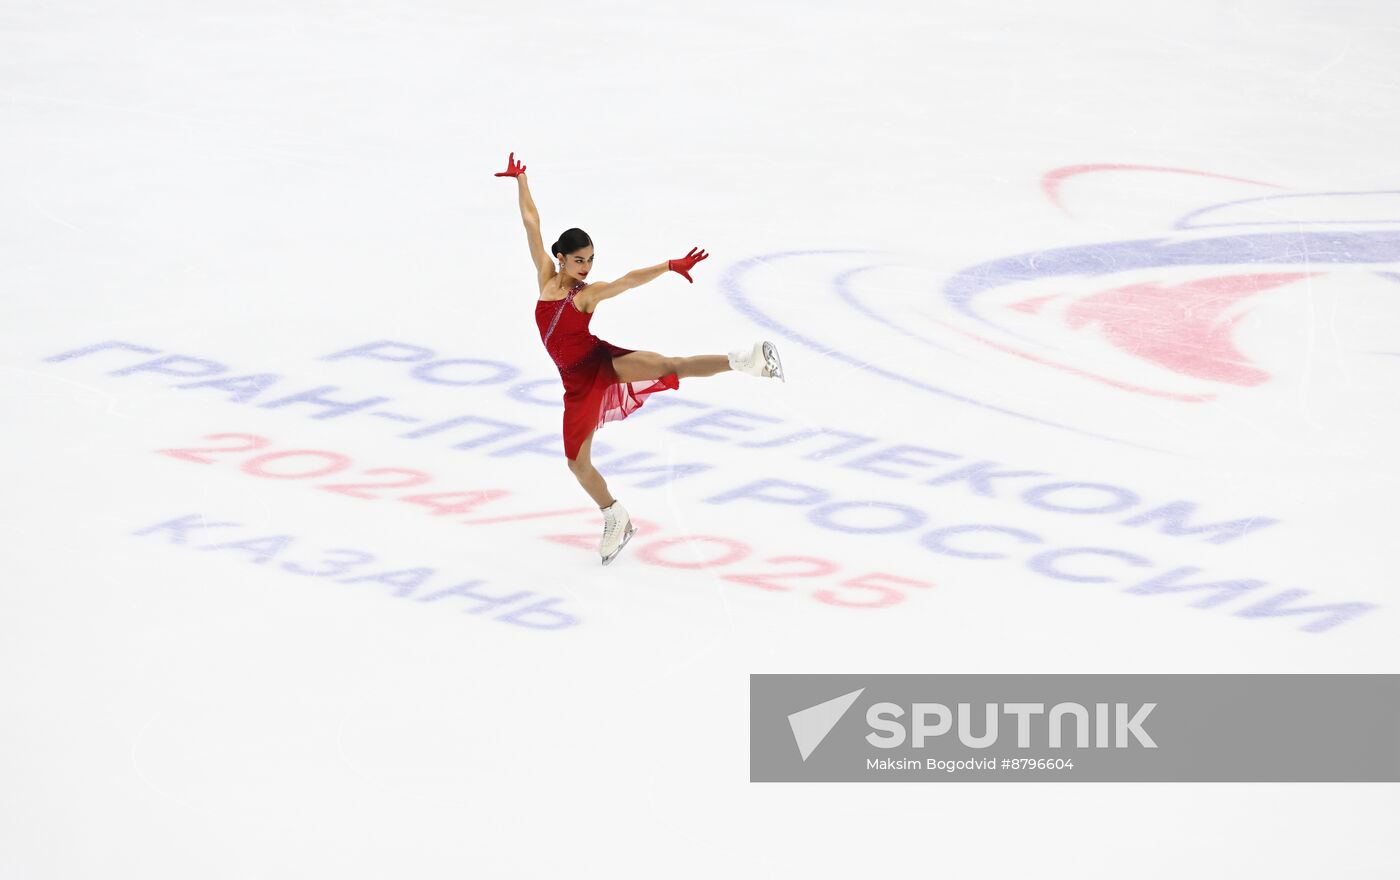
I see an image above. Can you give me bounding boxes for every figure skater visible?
[495,151,784,565]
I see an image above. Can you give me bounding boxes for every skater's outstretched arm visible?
[583,261,669,304]
[585,247,710,305]
[494,152,553,286]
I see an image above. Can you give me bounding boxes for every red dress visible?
[535,280,680,460]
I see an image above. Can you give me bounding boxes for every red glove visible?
[494,151,526,177]
[668,247,709,283]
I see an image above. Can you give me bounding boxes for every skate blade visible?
[601,520,637,565]
[762,341,785,383]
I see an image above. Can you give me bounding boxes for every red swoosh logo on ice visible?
[964,272,1315,397]
[1065,272,1314,385]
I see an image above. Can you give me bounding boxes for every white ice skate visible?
[729,341,785,382]
[600,500,636,565]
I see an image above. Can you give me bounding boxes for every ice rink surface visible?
[4,0,1399,876]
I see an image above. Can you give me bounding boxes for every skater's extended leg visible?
[567,430,617,509]
[613,351,730,382]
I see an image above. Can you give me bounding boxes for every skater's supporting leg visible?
[567,430,616,509]
[613,351,730,383]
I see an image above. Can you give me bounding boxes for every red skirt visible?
[560,343,680,460]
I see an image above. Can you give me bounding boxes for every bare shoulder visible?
[537,266,560,296]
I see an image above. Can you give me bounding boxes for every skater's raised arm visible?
[516,176,554,283]
[585,247,710,305]
[494,152,553,285]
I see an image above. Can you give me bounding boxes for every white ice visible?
[4,0,1400,876]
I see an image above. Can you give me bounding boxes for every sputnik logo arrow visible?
[788,688,865,761]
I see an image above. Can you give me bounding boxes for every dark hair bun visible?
[552,227,593,259]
